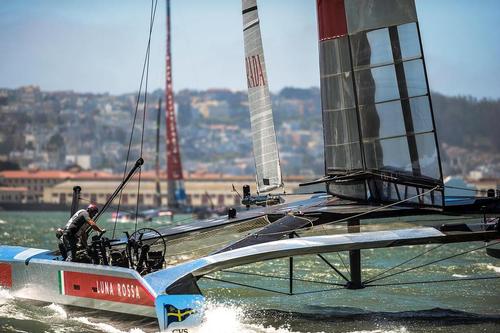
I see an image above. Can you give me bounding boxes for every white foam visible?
[452,274,468,278]
[486,264,500,273]
[0,219,6,224]
[348,328,408,333]
[44,303,68,319]
[0,290,30,321]
[0,287,14,305]
[192,302,308,333]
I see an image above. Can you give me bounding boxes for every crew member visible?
[60,204,104,262]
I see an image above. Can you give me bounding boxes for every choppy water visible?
[0,211,499,333]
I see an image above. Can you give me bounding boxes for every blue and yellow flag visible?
[165,304,195,328]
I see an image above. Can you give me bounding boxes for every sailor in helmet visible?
[58,204,105,262]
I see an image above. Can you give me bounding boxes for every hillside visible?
[0,86,498,178]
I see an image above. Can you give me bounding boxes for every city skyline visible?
[1,0,500,98]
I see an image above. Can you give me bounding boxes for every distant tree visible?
[279,87,316,100]
[177,100,193,127]
[46,133,65,151]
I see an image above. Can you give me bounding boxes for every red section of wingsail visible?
[316,0,348,41]
[0,263,12,288]
[62,271,154,307]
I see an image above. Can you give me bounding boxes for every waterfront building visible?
[42,173,305,208]
[0,169,305,208]
[0,186,29,203]
[0,170,114,203]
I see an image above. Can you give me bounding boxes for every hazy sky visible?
[1,0,499,98]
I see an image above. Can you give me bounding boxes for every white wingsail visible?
[242,0,283,193]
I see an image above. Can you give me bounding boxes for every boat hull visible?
[0,245,157,318]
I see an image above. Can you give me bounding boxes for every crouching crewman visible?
[58,204,104,262]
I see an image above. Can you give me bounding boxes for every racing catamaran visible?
[1,1,499,332]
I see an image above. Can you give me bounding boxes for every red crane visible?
[165,0,185,208]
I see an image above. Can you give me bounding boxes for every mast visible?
[165,0,185,208]
[155,98,162,207]
[242,0,283,193]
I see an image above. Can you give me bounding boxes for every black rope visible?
[111,0,159,238]
[289,231,349,282]
[202,276,291,295]
[291,286,346,296]
[337,252,349,274]
[134,1,155,233]
[367,276,500,287]
[258,186,439,237]
[220,270,345,287]
[79,196,143,218]
[316,253,350,282]
[203,275,345,296]
[365,241,500,284]
[407,216,484,224]
[364,243,445,284]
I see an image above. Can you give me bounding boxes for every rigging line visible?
[112,105,141,237]
[219,269,345,287]
[163,238,233,257]
[366,276,500,287]
[316,253,350,282]
[350,169,442,189]
[134,0,156,233]
[202,276,291,295]
[254,186,440,237]
[315,185,438,227]
[405,216,484,223]
[443,195,488,198]
[291,286,346,296]
[277,192,327,196]
[365,240,500,284]
[78,196,147,218]
[110,214,195,232]
[364,243,445,284]
[289,231,349,282]
[134,168,143,233]
[337,252,349,274]
[112,0,158,238]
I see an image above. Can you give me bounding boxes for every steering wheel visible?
[125,228,166,273]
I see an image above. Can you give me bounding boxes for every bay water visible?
[0,211,499,333]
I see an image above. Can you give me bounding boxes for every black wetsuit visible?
[61,209,90,262]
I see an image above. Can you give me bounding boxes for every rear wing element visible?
[145,225,499,331]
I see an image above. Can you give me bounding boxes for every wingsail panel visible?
[344,0,417,35]
[242,0,283,193]
[317,0,443,205]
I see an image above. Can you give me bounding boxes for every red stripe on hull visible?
[0,263,12,288]
[317,0,348,40]
[62,271,154,307]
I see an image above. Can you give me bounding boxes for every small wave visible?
[0,303,30,321]
[73,316,146,333]
[474,263,500,274]
[0,219,6,224]
[44,303,68,319]
[257,307,500,324]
